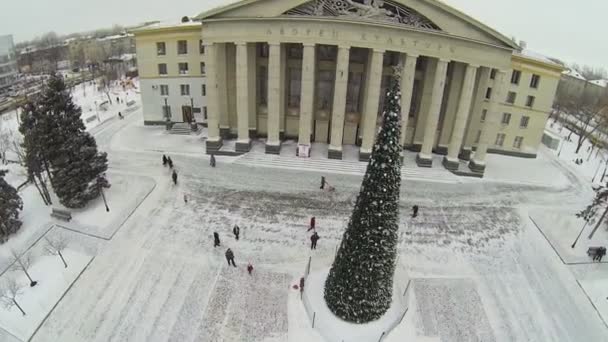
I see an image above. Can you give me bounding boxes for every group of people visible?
[591,247,607,262]
[162,155,179,185]
[574,158,584,165]
[213,226,253,274]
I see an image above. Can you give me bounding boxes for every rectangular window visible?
[530,74,541,88]
[501,113,511,125]
[346,72,364,113]
[162,105,171,120]
[526,95,535,107]
[475,130,482,144]
[511,70,521,85]
[178,62,189,75]
[180,84,190,96]
[160,84,169,96]
[199,40,205,54]
[480,109,487,122]
[200,62,205,74]
[178,40,188,55]
[506,91,517,104]
[490,68,497,79]
[259,44,269,58]
[156,42,166,56]
[513,136,524,149]
[258,66,268,105]
[158,63,167,75]
[495,133,506,147]
[520,116,530,128]
[203,106,208,120]
[485,87,492,100]
[202,84,206,96]
[288,67,302,108]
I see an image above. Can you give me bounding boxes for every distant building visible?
[557,68,606,100]
[0,35,17,94]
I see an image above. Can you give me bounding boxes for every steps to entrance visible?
[234,152,461,184]
[169,123,201,135]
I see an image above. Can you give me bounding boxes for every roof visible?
[514,49,562,67]
[590,79,608,88]
[130,19,202,34]
[563,69,587,81]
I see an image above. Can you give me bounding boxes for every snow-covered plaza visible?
[1,82,608,341]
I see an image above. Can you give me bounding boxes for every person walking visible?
[210,154,216,168]
[118,112,123,119]
[225,248,236,267]
[412,205,419,218]
[162,155,168,166]
[247,263,254,275]
[172,170,178,185]
[320,176,326,190]
[183,194,188,204]
[308,217,316,232]
[233,225,240,240]
[168,157,174,169]
[213,232,221,247]
[310,232,320,250]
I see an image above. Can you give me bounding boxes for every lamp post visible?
[164,97,171,131]
[571,219,589,248]
[593,161,603,183]
[558,138,565,157]
[97,176,109,212]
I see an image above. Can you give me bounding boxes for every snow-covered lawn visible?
[111,121,207,156]
[0,248,92,341]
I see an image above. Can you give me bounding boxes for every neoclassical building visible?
[134,0,563,174]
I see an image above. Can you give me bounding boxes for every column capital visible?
[268,41,281,47]
[406,53,419,59]
[373,48,386,54]
[302,42,316,47]
[338,45,351,50]
[438,58,451,63]
[234,41,248,46]
[202,41,214,47]
[467,64,480,69]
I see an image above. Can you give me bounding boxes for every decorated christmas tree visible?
[324,73,403,323]
[0,170,23,240]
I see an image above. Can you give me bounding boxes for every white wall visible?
[140,77,207,124]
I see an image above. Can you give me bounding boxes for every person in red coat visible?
[308,216,316,232]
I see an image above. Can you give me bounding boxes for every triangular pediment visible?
[197,0,519,50]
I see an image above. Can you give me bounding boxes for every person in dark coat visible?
[412,205,419,218]
[310,232,320,250]
[299,277,305,293]
[118,112,123,119]
[168,157,174,169]
[183,194,188,204]
[247,263,253,275]
[320,176,326,190]
[308,217,316,232]
[213,232,220,247]
[210,154,216,168]
[225,248,236,267]
[233,225,240,240]
[172,170,178,185]
[162,155,168,166]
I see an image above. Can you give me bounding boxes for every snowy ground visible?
[1,89,608,340]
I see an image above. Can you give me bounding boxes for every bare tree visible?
[0,128,9,165]
[567,90,608,154]
[45,236,69,268]
[0,277,26,316]
[10,250,38,287]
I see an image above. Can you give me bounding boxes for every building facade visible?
[0,35,17,94]
[135,0,563,174]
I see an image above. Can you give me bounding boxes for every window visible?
[501,113,511,125]
[160,84,169,96]
[520,116,530,128]
[530,74,541,88]
[162,105,172,120]
[480,109,487,122]
[485,87,492,100]
[259,44,269,58]
[200,62,206,74]
[495,133,506,147]
[199,40,205,54]
[316,70,334,110]
[288,44,302,59]
[513,136,524,149]
[506,91,517,104]
[158,63,167,75]
[288,67,302,108]
[258,66,268,105]
[346,72,363,113]
[201,84,206,96]
[156,42,166,56]
[526,95,535,107]
[178,40,188,55]
[511,70,521,85]
[203,106,208,120]
[180,84,190,96]
[318,46,337,61]
[490,68,497,79]
[475,130,482,144]
[178,62,189,75]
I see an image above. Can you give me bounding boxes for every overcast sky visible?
[0,0,606,70]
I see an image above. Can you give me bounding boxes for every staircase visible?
[169,123,200,135]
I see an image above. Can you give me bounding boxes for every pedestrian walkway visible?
[234,151,461,184]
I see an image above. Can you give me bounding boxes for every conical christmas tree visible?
[324,73,403,323]
[0,169,23,240]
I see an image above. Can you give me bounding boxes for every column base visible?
[359,149,371,162]
[328,148,343,160]
[265,141,281,155]
[206,138,223,154]
[442,156,460,171]
[468,159,486,174]
[416,153,433,168]
[235,139,251,153]
[459,148,472,161]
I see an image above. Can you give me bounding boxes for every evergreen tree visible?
[324,74,403,323]
[0,170,23,241]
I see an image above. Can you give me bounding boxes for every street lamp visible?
[571,219,589,248]
[97,176,109,212]
[558,138,565,157]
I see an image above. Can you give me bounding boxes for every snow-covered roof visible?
[589,79,608,88]
[132,20,202,33]
[96,33,134,42]
[563,69,587,81]
[514,49,562,67]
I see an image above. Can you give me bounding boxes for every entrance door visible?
[182,106,193,123]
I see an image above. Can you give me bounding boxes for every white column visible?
[469,70,507,173]
[235,42,251,152]
[298,43,316,147]
[266,42,282,154]
[399,53,418,147]
[443,64,478,170]
[360,48,384,161]
[329,45,350,159]
[416,58,449,167]
[204,42,222,153]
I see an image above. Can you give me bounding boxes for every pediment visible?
[197,0,519,50]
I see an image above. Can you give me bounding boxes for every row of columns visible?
[205,41,505,174]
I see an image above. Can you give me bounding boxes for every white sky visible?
[0,0,605,70]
